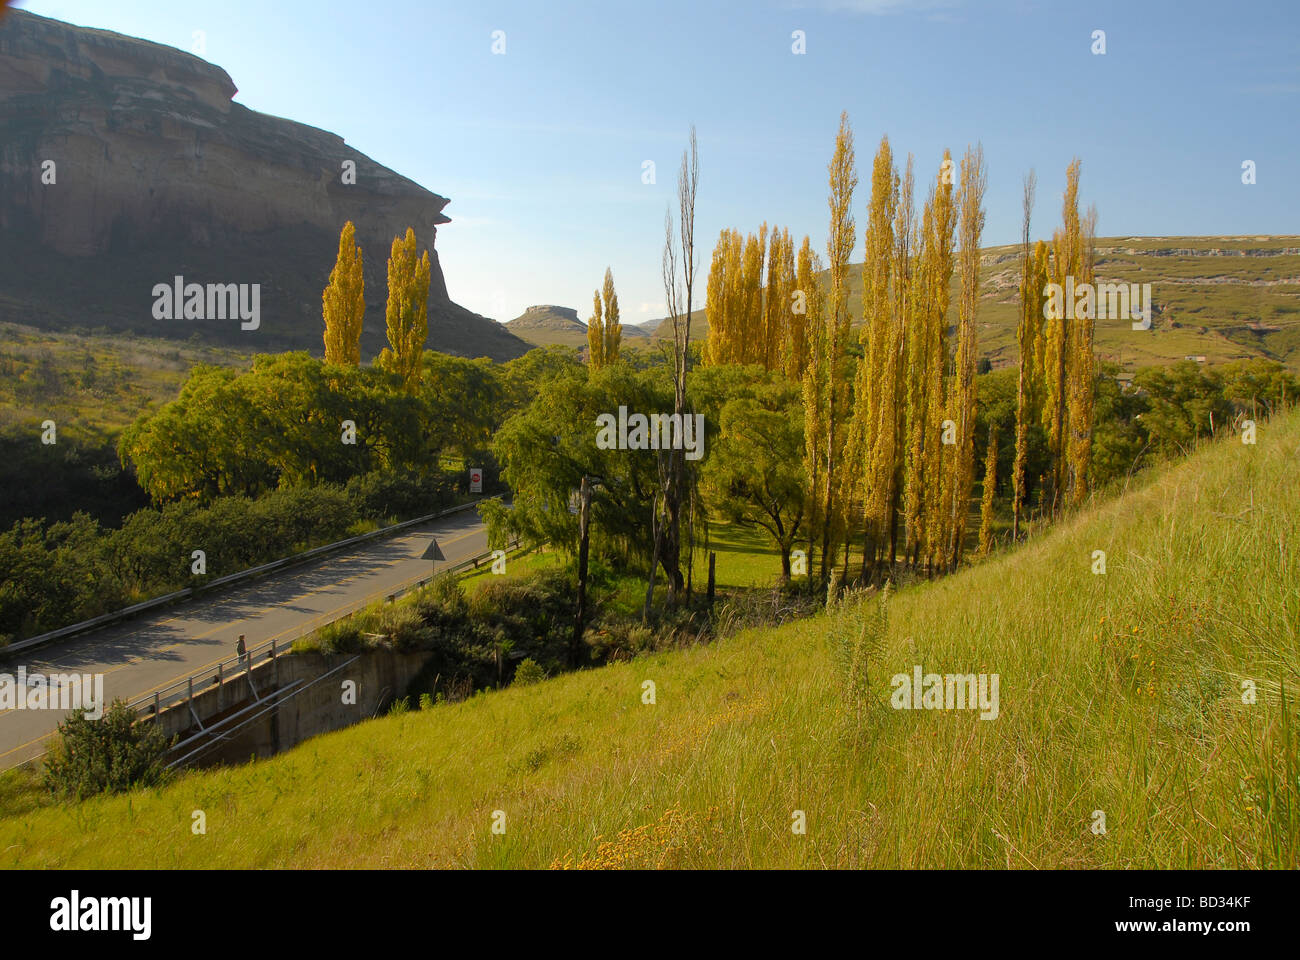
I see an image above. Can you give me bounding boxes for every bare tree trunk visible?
[643,494,660,623]
[653,126,699,610]
[572,476,591,668]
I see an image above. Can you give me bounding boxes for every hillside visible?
[504,305,650,349]
[0,10,530,362]
[2,401,1296,868]
[652,235,1300,371]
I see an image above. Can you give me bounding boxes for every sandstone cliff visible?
[0,10,529,361]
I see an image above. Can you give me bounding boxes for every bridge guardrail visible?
[125,536,523,725]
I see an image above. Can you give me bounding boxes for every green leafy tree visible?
[702,374,806,579]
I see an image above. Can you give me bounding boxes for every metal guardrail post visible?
[153,691,159,720]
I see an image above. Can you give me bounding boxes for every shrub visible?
[375,605,432,651]
[314,617,365,654]
[513,658,546,685]
[585,620,656,662]
[42,700,174,800]
[387,696,411,715]
[345,469,456,522]
[414,573,469,623]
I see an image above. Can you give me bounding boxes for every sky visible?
[13,0,1300,325]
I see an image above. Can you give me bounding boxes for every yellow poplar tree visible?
[799,238,828,565]
[601,267,622,366]
[946,143,986,572]
[739,224,768,364]
[587,287,605,368]
[978,424,998,556]
[775,229,802,377]
[902,189,935,566]
[1011,172,1037,540]
[813,111,858,591]
[1066,201,1097,505]
[1043,160,1082,510]
[922,151,957,575]
[848,135,898,575]
[884,154,915,568]
[763,227,793,370]
[704,228,744,366]
[704,230,729,366]
[378,227,431,392]
[322,220,365,366]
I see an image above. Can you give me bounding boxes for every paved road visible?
[0,508,490,770]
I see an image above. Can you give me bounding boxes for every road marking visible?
[23,524,481,674]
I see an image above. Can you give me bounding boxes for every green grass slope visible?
[2,406,1296,869]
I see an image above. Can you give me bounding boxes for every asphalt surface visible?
[0,509,489,770]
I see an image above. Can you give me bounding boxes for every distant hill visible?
[650,236,1300,371]
[505,306,587,348]
[0,10,531,363]
[504,305,650,349]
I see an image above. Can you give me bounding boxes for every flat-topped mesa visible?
[0,11,526,357]
[512,305,584,326]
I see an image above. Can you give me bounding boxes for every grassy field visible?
[458,520,808,597]
[0,321,250,438]
[1,404,1295,868]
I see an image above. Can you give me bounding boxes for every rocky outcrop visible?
[506,304,650,348]
[0,10,530,361]
[503,305,587,348]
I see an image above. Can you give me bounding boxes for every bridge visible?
[0,503,499,771]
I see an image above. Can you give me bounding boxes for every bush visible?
[314,617,366,654]
[585,620,656,662]
[413,573,469,623]
[513,658,546,685]
[345,470,456,522]
[42,700,174,800]
[387,696,411,715]
[375,605,433,651]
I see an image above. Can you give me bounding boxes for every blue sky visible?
[14,0,1300,324]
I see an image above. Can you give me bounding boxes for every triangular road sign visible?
[421,537,446,561]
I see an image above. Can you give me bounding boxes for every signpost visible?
[421,537,446,569]
[469,468,483,494]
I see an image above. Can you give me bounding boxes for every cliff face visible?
[0,10,529,361]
